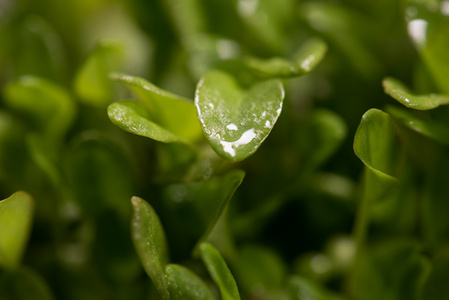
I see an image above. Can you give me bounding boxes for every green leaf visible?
[237,0,296,53]
[12,15,68,83]
[300,2,382,79]
[353,109,402,180]
[162,170,245,256]
[108,101,187,143]
[242,38,328,79]
[74,40,123,107]
[199,242,240,300]
[195,70,284,161]
[2,76,76,145]
[0,267,54,300]
[234,245,287,293]
[68,131,135,218]
[288,276,331,300]
[165,264,215,300]
[405,0,449,93]
[110,73,203,142]
[386,105,449,145]
[0,191,34,269]
[130,196,170,300]
[383,77,449,110]
[420,252,449,300]
[349,240,430,300]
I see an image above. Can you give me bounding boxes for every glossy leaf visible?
[383,77,449,110]
[288,276,330,300]
[108,101,187,143]
[0,191,34,269]
[2,76,76,145]
[74,40,123,107]
[110,73,203,142]
[199,242,240,300]
[354,109,402,180]
[130,196,170,300]
[0,267,54,300]
[420,252,449,300]
[162,170,245,256]
[165,264,215,300]
[386,105,449,145]
[195,70,284,161]
[242,38,328,79]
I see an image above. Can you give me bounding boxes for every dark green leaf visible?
[300,2,382,79]
[110,73,203,142]
[348,240,430,300]
[68,131,135,218]
[199,242,240,300]
[0,267,54,300]
[234,245,287,293]
[165,264,215,300]
[0,191,33,269]
[353,109,402,180]
[74,40,123,107]
[420,252,449,300]
[195,70,284,161]
[162,170,245,256]
[130,196,170,300]
[383,77,449,110]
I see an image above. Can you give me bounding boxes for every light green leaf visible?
[74,40,123,107]
[353,109,402,180]
[111,73,203,142]
[199,243,240,300]
[108,101,186,143]
[165,264,215,300]
[386,105,449,145]
[243,38,327,79]
[162,170,245,256]
[288,276,331,300]
[0,191,34,269]
[383,77,449,110]
[130,196,170,300]
[195,70,284,161]
[420,252,449,300]
[0,267,54,300]
[2,76,76,145]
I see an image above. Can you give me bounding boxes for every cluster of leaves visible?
[1,0,449,299]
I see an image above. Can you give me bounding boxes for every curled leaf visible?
[383,77,449,110]
[353,109,402,180]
